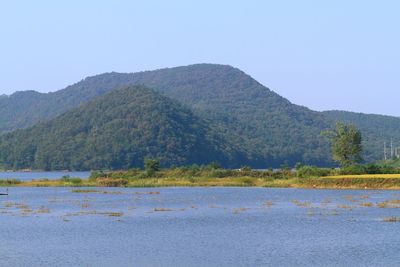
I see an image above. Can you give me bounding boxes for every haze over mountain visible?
[0,64,398,170]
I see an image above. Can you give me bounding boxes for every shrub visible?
[144,158,160,176]
[205,162,221,170]
[96,178,128,187]
[61,175,70,182]
[70,178,82,185]
[0,179,21,185]
[240,166,252,172]
[296,165,332,178]
[89,171,106,181]
[238,177,256,186]
[338,164,400,175]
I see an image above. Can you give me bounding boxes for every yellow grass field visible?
[325,174,400,179]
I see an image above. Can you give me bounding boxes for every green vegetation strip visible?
[2,164,400,189]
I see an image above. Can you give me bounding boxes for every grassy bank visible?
[2,172,400,189]
[1,164,400,189]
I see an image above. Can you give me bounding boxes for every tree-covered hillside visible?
[0,64,398,169]
[323,110,400,162]
[0,86,243,170]
[0,64,333,167]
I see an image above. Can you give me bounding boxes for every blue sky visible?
[1,0,399,116]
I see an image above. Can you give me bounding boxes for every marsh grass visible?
[153,208,174,212]
[383,217,400,222]
[337,204,354,210]
[263,201,274,207]
[233,208,249,214]
[72,189,99,193]
[377,200,400,208]
[359,202,374,207]
[292,200,312,208]
[37,206,50,213]
[297,176,400,189]
[72,189,123,195]
[65,211,124,217]
[134,191,160,195]
[4,170,400,189]
[0,179,21,185]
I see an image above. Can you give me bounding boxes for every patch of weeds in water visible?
[21,208,33,216]
[377,200,400,208]
[331,210,339,216]
[233,208,249,214]
[359,202,374,207]
[153,208,174,212]
[65,211,124,217]
[72,189,123,195]
[3,202,16,208]
[337,204,354,210]
[292,200,312,208]
[321,198,332,206]
[15,203,29,209]
[72,189,99,193]
[383,217,400,222]
[263,201,274,208]
[344,195,358,203]
[37,206,50,214]
[81,202,90,209]
[134,191,160,195]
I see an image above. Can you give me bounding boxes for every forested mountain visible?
[0,64,333,168]
[0,86,244,170]
[0,64,399,170]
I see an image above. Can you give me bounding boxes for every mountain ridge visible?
[0,64,399,169]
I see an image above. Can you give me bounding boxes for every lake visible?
[0,187,399,266]
[0,171,90,181]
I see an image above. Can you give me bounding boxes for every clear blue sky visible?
[1,0,399,116]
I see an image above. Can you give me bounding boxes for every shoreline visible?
[1,175,400,190]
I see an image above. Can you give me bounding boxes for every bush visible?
[205,162,221,170]
[338,164,400,175]
[96,178,128,187]
[0,179,21,185]
[89,171,106,181]
[70,178,82,185]
[238,177,256,186]
[240,166,252,171]
[144,159,160,176]
[296,166,332,178]
[61,175,70,182]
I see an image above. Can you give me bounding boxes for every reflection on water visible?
[0,187,399,266]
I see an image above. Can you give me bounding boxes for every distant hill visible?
[0,86,243,170]
[0,64,399,169]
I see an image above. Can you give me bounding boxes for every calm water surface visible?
[0,187,399,267]
[0,171,90,181]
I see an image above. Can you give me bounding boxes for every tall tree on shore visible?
[323,122,363,166]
